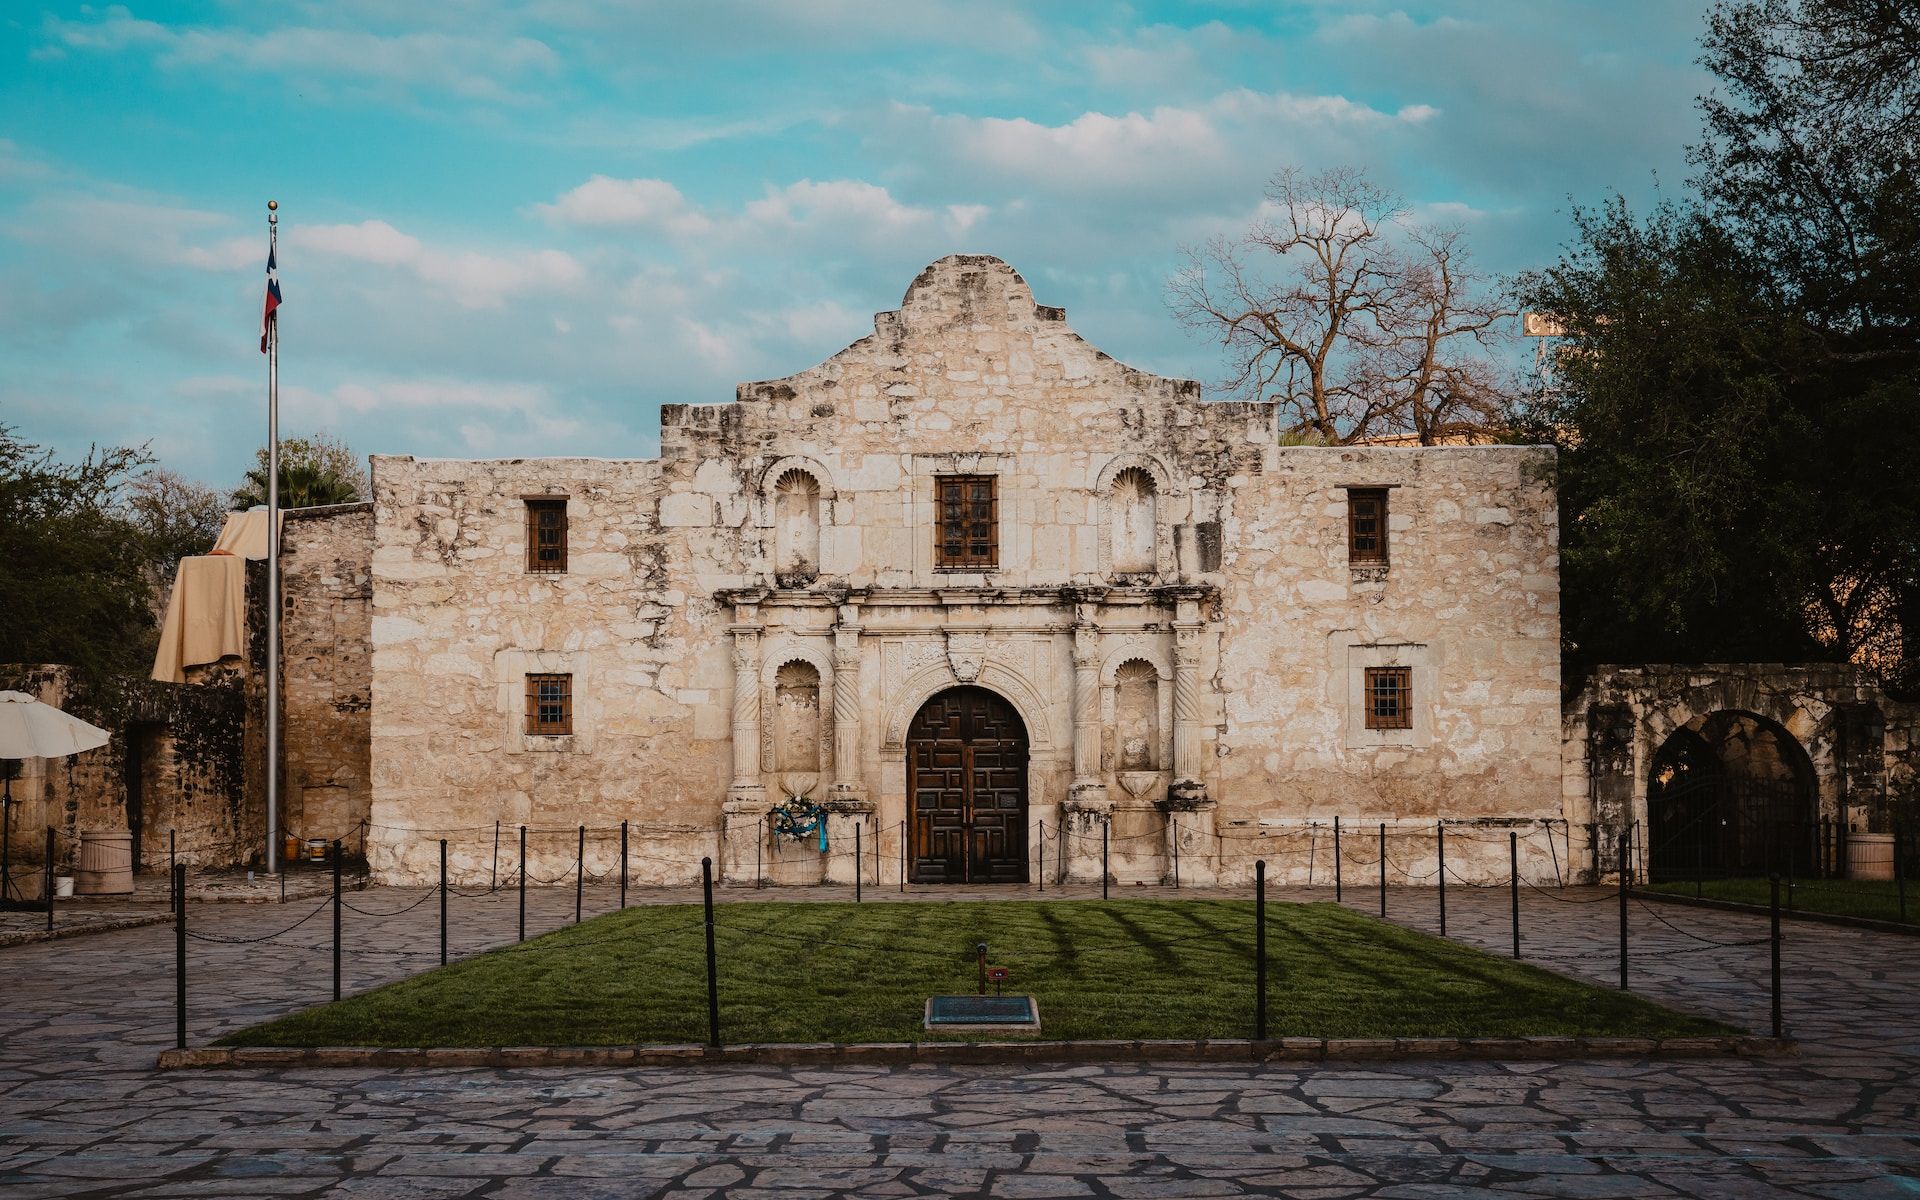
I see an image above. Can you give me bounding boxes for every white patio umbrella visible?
[1,691,111,903]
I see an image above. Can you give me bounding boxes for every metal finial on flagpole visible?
[265,198,281,877]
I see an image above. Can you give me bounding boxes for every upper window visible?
[1364,666,1412,730]
[935,475,997,570]
[525,673,573,736]
[525,497,568,573]
[1347,488,1388,565]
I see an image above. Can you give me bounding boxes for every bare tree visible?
[1171,166,1517,444]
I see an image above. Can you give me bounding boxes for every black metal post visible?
[174,863,186,1049]
[45,826,55,931]
[1509,830,1520,959]
[168,827,176,914]
[1769,873,1783,1039]
[1334,815,1342,902]
[1695,817,1704,899]
[1889,817,1904,921]
[1378,822,1387,917]
[491,820,500,893]
[1102,818,1110,900]
[1172,816,1180,889]
[439,838,448,967]
[1255,859,1267,1041]
[0,777,11,906]
[702,856,720,1049]
[620,820,628,910]
[900,820,906,893]
[855,822,863,903]
[574,825,584,925]
[517,824,526,943]
[756,815,763,890]
[1617,832,1629,991]
[331,839,343,1001]
[1436,821,1447,937]
[1038,819,1044,893]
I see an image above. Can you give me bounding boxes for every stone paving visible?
[2,877,1918,1197]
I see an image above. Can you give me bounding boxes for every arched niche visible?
[1095,454,1177,581]
[760,643,834,779]
[755,456,837,587]
[1099,646,1173,775]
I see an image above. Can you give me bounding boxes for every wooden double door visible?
[908,687,1029,884]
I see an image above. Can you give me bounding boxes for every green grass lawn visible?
[223,899,1733,1047]
[1645,877,1915,924]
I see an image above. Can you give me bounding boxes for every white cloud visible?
[536,175,991,251]
[875,89,1439,199]
[289,220,583,309]
[535,176,712,235]
[41,6,560,101]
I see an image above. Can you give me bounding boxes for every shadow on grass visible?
[220,899,1736,1049]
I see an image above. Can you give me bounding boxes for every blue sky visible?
[0,1,1714,491]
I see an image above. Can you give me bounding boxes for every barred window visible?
[525,497,568,573]
[1364,666,1412,730]
[525,674,572,735]
[935,475,997,569]
[1348,488,1388,564]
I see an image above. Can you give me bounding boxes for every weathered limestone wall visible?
[280,504,374,847]
[1212,446,1564,883]
[367,255,1564,886]
[367,456,732,884]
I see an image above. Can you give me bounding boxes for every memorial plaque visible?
[925,995,1040,1030]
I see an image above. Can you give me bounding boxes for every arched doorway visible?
[907,686,1028,884]
[1647,711,1817,880]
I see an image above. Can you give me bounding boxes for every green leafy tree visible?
[0,426,159,681]
[1521,0,1920,687]
[230,433,367,510]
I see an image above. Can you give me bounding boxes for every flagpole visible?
[265,198,281,877]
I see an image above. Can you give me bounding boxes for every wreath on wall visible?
[770,795,828,851]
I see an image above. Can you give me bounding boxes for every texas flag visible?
[259,244,282,353]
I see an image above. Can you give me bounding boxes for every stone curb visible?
[0,912,175,948]
[1632,888,1920,937]
[157,1034,1789,1071]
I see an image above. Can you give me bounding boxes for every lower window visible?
[1364,666,1412,730]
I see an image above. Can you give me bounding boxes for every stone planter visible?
[75,828,135,895]
[1847,832,1894,882]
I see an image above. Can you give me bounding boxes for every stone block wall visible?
[0,662,249,882]
[280,504,374,848]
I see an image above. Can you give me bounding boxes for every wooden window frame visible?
[1347,488,1389,565]
[524,496,569,573]
[525,673,573,736]
[1364,666,1412,731]
[934,475,998,570]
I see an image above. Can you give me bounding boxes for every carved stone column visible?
[823,602,872,886]
[720,593,769,885]
[1169,615,1208,805]
[727,621,765,803]
[1061,598,1111,883]
[1067,603,1108,808]
[1165,592,1216,882]
[828,604,865,804]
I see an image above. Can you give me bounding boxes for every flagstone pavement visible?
[2,877,1917,1198]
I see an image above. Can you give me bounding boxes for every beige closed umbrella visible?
[1,691,111,904]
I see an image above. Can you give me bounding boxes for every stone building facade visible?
[364,255,1564,887]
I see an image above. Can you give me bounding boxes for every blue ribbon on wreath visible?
[771,797,828,852]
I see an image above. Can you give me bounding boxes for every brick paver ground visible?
[2,876,1916,1197]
